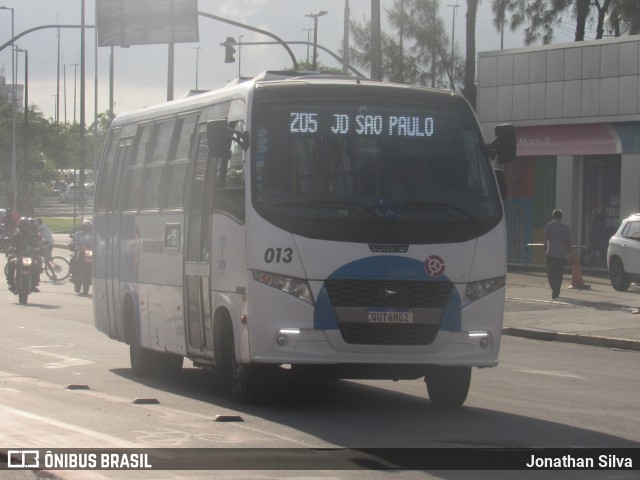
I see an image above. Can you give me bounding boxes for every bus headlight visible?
[252,270,314,305]
[462,276,506,307]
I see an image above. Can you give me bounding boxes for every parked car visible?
[52,181,67,195]
[607,213,640,291]
[59,185,94,203]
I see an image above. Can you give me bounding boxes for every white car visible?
[607,213,640,291]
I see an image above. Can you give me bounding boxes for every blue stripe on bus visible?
[313,256,461,332]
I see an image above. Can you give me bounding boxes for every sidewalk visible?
[504,267,640,351]
[48,235,640,351]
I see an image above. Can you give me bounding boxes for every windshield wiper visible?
[273,199,389,223]
[389,201,481,221]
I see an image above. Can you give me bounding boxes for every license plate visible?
[367,309,413,323]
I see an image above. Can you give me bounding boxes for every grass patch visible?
[38,217,79,234]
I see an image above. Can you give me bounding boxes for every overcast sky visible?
[0,0,561,122]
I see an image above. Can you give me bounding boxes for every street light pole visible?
[303,28,312,64]
[0,5,17,211]
[306,10,327,71]
[17,48,29,193]
[193,46,201,90]
[238,35,244,77]
[72,63,78,123]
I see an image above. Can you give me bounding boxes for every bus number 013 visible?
[264,248,293,263]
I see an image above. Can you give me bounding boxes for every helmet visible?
[82,219,92,228]
[18,217,29,230]
[28,218,39,229]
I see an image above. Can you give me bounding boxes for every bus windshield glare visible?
[252,101,502,244]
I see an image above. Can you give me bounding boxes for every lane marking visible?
[21,345,94,369]
[515,369,584,379]
[0,404,141,447]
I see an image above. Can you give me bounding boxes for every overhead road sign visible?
[96,0,199,47]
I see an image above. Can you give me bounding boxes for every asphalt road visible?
[0,257,638,479]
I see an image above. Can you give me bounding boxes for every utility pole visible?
[447,1,459,90]
[303,28,312,64]
[72,62,78,123]
[343,0,349,75]
[79,0,86,220]
[238,35,243,77]
[306,11,327,71]
[17,48,29,192]
[431,0,437,87]
[193,46,201,90]
[371,0,382,80]
[56,23,60,123]
[0,5,17,211]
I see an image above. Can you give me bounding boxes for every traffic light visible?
[224,37,236,63]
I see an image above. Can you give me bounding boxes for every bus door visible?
[184,128,215,357]
[106,137,131,339]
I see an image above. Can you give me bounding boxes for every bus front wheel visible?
[228,341,263,404]
[424,366,471,408]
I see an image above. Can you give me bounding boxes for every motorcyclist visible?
[6,217,42,293]
[70,219,92,278]
[1,207,17,235]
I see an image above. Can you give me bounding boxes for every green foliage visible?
[496,0,640,45]
[0,97,112,199]
[39,216,76,234]
[347,1,465,91]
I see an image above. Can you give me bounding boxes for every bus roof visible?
[110,71,466,128]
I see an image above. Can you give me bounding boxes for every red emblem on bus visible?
[424,255,445,277]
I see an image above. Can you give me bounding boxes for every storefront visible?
[477,37,640,268]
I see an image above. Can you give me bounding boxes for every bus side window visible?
[161,114,198,210]
[213,120,246,220]
[121,123,153,211]
[140,119,176,210]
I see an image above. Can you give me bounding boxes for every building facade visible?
[477,36,640,268]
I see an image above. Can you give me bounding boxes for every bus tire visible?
[228,340,259,404]
[424,366,471,408]
[126,298,155,377]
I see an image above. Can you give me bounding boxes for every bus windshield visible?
[252,98,502,244]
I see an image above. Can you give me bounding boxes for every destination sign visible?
[290,112,435,137]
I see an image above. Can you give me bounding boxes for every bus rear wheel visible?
[129,323,156,377]
[424,366,471,408]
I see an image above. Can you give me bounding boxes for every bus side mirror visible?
[487,124,516,164]
[206,120,250,160]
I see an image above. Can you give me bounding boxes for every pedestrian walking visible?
[543,208,572,299]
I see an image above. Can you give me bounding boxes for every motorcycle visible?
[8,250,37,304]
[71,243,92,295]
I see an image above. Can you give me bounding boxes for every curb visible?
[502,327,640,352]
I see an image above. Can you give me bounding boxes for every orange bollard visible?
[569,251,591,290]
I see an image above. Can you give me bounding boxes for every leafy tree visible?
[608,0,640,36]
[495,0,628,45]
[348,1,465,91]
[291,60,345,75]
[0,94,113,201]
